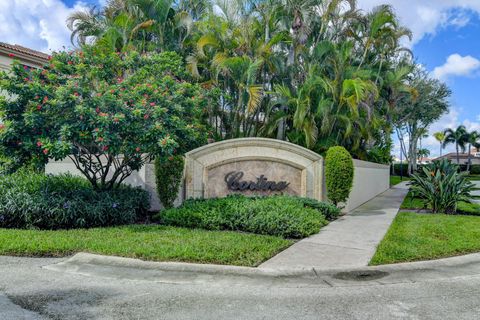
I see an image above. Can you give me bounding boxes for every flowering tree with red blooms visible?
[0,47,208,189]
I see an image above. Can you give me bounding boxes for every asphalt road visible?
[1,255,480,320]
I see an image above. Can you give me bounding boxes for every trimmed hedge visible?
[0,172,150,230]
[154,195,339,239]
[325,146,354,206]
[392,164,480,176]
[154,155,184,209]
[459,164,480,175]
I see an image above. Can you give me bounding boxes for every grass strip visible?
[0,225,293,267]
[371,212,480,265]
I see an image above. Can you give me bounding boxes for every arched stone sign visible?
[185,138,323,200]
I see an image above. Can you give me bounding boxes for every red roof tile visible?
[0,42,49,61]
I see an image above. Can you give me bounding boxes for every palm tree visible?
[443,126,468,165]
[67,0,203,52]
[433,131,445,156]
[63,0,444,165]
[467,131,480,172]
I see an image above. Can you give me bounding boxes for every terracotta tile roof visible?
[434,152,480,160]
[0,42,49,61]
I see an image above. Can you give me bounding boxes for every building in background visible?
[433,147,480,165]
[0,42,49,72]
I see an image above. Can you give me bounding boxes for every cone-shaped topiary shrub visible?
[325,146,354,206]
[154,155,185,209]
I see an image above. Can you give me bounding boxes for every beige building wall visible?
[0,55,12,72]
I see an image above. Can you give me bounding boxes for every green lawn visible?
[371,212,480,265]
[400,192,426,210]
[390,176,410,186]
[0,225,293,267]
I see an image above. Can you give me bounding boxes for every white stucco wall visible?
[342,159,390,212]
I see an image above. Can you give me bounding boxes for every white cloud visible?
[432,54,480,80]
[0,0,89,53]
[393,109,480,159]
[419,109,480,157]
[357,0,480,46]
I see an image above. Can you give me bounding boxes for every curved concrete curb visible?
[43,252,318,278]
[43,252,480,286]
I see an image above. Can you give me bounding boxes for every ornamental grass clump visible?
[410,159,474,214]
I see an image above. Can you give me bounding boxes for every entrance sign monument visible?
[184,138,323,200]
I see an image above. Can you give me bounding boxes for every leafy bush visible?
[154,195,338,238]
[410,159,474,214]
[392,163,409,176]
[469,165,480,175]
[0,48,208,188]
[296,197,341,221]
[154,155,184,209]
[325,146,354,206]
[0,172,149,229]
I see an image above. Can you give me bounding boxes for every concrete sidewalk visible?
[259,182,410,271]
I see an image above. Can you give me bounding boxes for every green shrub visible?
[469,165,480,175]
[154,155,184,209]
[0,172,149,229]
[296,197,341,220]
[325,146,354,206]
[410,159,474,214]
[154,195,338,238]
[392,163,409,176]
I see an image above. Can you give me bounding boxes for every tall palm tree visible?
[433,131,445,156]
[443,125,468,165]
[467,131,480,172]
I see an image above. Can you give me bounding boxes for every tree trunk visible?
[467,144,472,172]
[276,106,286,140]
[456,143,460,164]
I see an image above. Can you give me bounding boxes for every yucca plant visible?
[410,159,474,214]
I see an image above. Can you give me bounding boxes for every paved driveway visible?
[2,254,480,320]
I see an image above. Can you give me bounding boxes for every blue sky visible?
[1,0,480,157]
